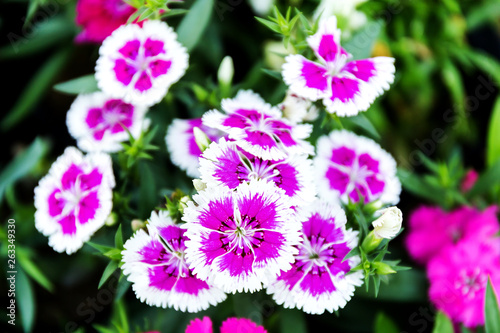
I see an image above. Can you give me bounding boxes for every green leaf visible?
[441,60,466,120]
[397,168,446,205]
[176,0,214,51]
[160,8,189,19]
[280,308,307,333]
[467,2,500,30]
[0,17,74,60]
[487,97,500,167]
[115,276,131,301]
[468,159,500,198]
[374,312,399,333]
[16,267,36,333]
[98,261,119,289]
[0,137,50,202]
[87,242,115,254]
[485,277,500,333]
[1,47,72,130]
[53,74,99,95]
[432,311,454,333]
[343,20,382,60]
[344,114,380,140]
[17,248,54,292]
[115,224,124,249]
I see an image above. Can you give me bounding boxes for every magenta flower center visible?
[456,268,487,299]
[86,99,134,140]
[113,38,172,92]
[220,206,264,256]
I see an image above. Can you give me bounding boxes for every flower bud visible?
[193,127,211,152]
[105,212,118,226]
[217,56,234,87]
[372,207,403,240]
[131,219,145,232]
[371,261,396,275]
[192,179,207,192]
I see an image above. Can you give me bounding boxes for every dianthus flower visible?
[96,20,188,106]
[313,130,401,205]
[282,16,395,116]
[66,92,148,152]
[202,90,314,160]
[34,147,115,254]
[121,211,226,312]
[165,118,225,178]
[428,238,500,328]
[185,316,267,333]
[405,205,499,265]
[75,0,136,44]
[199,138,316,206]
[267,200,363,314]
[182,180,301,293]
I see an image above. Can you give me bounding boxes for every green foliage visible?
[16,267,36,333]
[53,74,99,95]
[374,312,399,333]
[0,137,50,202]
[487,97,500,167]
[176,0,214,51]
[432,311,454,333]
[485,278,500,333]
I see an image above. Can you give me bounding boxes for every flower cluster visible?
[34,19,189,254]
[185,316,267,333]
[405,205,500,328]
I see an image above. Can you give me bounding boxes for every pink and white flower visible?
[96,20,189,106]
[66,92,148,153]
[75,0,136,44]
[165,118,225,178]
[282,16,395,117]
[314,130,401,205]
[202,90,314,161]
[199,138,316,206]
[428,238,500,328]
[34,147,115,254]
[185,316,267,333]
[267,200,363,314]
[121,210,226,312]
[182,180,302,293]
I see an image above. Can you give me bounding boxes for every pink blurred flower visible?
[185,317,267,333]
[428,238,500,328]
[461,169,478,192]
[405,205,499,265]
[75,0,136,44]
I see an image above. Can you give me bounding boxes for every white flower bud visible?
[217,56,234,86]
[280,91,319,123]
[193,127,211,152]
[192,179,207,192]
[372,207,403,239]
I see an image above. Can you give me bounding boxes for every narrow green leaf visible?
[139,162,157,218]
[487,97,500,167]
[160,8,189,19]
[468,159,500,197]
[343,20,382,60]
[1,47,72,130]
[374,312,399,333]
[344,114,380,140]
[98,261,119,289]
[0,137,50,202]
[115,224,123,250]
[115,277,131,301]
[280,308,307,333]
[17,248,54,292]
[16,267,36,333]
[441,60,466,119]
[485,277,500,333]
[397,168,447,205]
[467,2,500,30]
[176,0,214,51]
[432,311,454,333]
[0,17,74,60]
[53,74,99,95]
[87,242,115,254]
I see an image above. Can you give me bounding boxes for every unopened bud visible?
[131,219,145,232]
[193,127,211,152]
[372,262,397,275]
[217,56,234,87]
[372,207,403,240]
[193,179,207,192]
[105,212,118,226]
